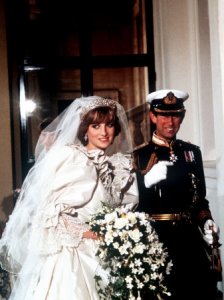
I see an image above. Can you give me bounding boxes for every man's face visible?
[150,111,183,141]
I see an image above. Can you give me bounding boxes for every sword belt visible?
[150,213,191,221]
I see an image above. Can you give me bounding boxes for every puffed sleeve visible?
[28,145,99,254]
[41,145,98,225]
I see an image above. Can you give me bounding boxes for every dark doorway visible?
[6,0,155,184]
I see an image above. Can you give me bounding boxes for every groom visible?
[134,89,220,300]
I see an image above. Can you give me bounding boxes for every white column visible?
[208,0,224,295]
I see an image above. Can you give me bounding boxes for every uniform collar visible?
[152,131,176,148]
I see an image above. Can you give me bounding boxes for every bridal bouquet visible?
[88,205,172,300]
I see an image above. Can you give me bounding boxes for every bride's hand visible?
[83,230,98,240]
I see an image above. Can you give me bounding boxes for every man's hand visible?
[144,161,173,188]
[203,219,218,245]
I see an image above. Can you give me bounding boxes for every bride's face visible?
[86,122,115,150]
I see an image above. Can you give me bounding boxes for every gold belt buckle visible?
[150,213,182,221]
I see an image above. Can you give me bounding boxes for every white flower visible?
[131,268,139,275]
[126,212,137,224]
[134,258,142,267]
[151,263,159,271]
[114,216,129,229]
[133,242,145,254]
[128,228,142,242]
[125,275,133,283]
[105,231,114,245]
[127,282,134,289]
[105,211,117,223]
[137,281,144,289]
[113,242,120,249]
[151,272,159,280]
[112,231,119,237]
[124,240,132,251]
[118,244,129,255]
[137,267,145,275]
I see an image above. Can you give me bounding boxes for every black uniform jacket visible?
[134,138,217,300]
[134,139,212,227]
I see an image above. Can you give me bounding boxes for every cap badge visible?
[163,92,177,105]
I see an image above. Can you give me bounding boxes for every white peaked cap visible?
[147,89,189,103]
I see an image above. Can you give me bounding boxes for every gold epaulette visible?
[134,152,158,175]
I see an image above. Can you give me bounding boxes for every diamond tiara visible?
[80,97,117,120]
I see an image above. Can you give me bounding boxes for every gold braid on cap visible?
[163,92,177,104]
[80,97,117,120]
[154,108,186,113]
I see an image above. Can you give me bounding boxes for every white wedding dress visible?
[9,145,138,300]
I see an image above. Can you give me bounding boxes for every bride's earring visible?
[84,134,88,142]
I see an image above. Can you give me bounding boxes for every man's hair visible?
[151,110,186,120]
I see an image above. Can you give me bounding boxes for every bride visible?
[0,96,139,300]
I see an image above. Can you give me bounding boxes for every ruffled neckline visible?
[73,145,132,207]
[74,145,114,201]
[75,145,110,171]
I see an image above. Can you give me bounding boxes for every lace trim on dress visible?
[28,213,90,254]
[109,152,135,201]
[57,213,89,248]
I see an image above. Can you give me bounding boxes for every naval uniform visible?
[134,133,217,300]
